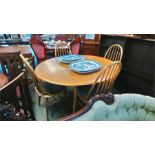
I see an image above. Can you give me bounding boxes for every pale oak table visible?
[35,55,112,112]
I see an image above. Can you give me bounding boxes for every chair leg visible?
[45,98,49,121]
[73,87,77,113]
[63,87,68,103]
[38,96,41,106]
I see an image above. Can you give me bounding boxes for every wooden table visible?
[35,55,112,112]
[0,45,32,58]
[0,74,8,88]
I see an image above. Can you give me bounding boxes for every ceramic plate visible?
[69,60,102,73]
[62,55,82,61]
[58,55,83,63]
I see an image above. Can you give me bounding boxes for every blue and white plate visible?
[58,55,83,63]
[69,60,102,73]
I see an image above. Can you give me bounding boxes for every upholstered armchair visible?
[60,94,155,121]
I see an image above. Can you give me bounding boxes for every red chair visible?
[55,35,67,42]
[70,37,81,55]
[30,38,48,63]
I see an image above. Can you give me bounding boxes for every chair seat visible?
[40,81,65,95]
[0,74,8,88]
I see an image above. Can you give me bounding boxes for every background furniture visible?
[59,93,155,121]
[80,34,101,55]
[0,45,32,58]
[30,38,48,63]
[55,42,72,57]
[55,35,67,42]
[0,72,35,120]
[99,34,155,97]
[70,37,81,55]
[0,52,23,80]
[35,55,112,112]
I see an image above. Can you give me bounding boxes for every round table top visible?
[0,74,8,88]
[35,55,112,87]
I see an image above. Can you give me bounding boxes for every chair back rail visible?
[86,61,122,100]
[55,42,72,57]
[104,44,123,61]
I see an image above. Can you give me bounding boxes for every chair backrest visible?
[55,42,72,57]
[85,61,122,100]
[104,44,123,61]
[0,51,23,80]
[19,54,43,94]
[70,37,81,55]
[30,39,47,61]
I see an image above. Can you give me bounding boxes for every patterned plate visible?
[69,60,102,73]
[58,55,83,63]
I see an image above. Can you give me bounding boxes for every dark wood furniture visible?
[99,34,155,97]
[0,72,35,120]
[0,52,23,80]
[0,45,32,58]
[80,34,101,55]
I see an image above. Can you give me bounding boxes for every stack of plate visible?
[58,55,83,63]
[69,60,102,74]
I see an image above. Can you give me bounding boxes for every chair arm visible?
[58,102,93,121]
[58,94,115,121]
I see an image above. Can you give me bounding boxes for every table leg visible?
[73,86,77,113]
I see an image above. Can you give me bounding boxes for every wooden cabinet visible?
[80,34,101,56]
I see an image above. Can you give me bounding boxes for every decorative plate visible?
[58,55,83,63]
[69,60,102,73]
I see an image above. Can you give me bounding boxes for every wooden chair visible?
[0,72,35,120]
[104,44,123,61]
[69,37,81,55]
[77,61,122,104]
[20,54,66,121]
[0,52,23,80]
[55,42,72,57]
[30,38,48,63]
[0,51,34,83]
